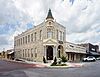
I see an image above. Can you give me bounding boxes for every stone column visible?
[44,46,46,58]
[53,46,55,58]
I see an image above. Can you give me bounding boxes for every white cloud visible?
[0,0,100,51]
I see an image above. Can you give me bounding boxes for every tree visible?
[61,56,67,63]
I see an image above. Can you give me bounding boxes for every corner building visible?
[14,9,86,62]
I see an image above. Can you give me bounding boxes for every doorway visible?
[46,46,53,60]
[57,45,64,58]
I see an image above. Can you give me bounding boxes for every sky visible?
[0,0,100,51]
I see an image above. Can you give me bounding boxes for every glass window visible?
[40,30,42,40]
[31,48,33,57]
[47,31,52,38]
[21,38,22,45]
[28,49,30,57]
[28,35,30,43]
[35,48,37,58]
[49,22,51,25]
[25,49,27,57]
[57,30,58,40]
[60,31,62,41]
[63,32,64,41]
[25,36,27,44]
[23,37,24,44]
[35,32,36,41]
[18,39,20,46]
[23,49,24,57]
[31,34,33,42]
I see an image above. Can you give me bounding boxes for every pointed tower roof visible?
[46,9,54,20]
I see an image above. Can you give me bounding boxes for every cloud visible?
[0,0,100,51]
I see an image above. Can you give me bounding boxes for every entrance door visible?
[46,46,53,60]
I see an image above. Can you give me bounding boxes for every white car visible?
[83,56,96,62]
[96,57,100,60]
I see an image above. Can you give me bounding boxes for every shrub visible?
[51,57,57,66]
[43,56,46,63]
[56,64,67,66]
[61,56,67,63]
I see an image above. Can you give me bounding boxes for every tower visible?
[46,9,54,21]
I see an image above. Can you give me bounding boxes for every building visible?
[6,49,14,60]
[14,9,86,62]
[78,43,100,58]
[66,42,86,62]
[0,49,14,60]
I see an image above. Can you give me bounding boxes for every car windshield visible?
[88,56,94,58]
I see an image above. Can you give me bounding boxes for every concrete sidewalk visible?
[25,61,85,68]
[3,59,85,68]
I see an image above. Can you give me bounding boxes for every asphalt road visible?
[0,60,36,72]
[0,60,100,77]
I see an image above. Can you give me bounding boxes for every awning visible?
[66,50,86,54]
[89,52,100,55]
[8,51,14,55]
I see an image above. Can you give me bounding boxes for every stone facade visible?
[14,9,86,62]
[14,9,66,62]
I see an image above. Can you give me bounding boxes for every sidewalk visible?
[3,59,85,68]
[25,60,85,68]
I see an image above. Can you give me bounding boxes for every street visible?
[0,60,100,77]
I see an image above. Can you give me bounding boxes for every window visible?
[31,48,33,57]
[18,39,19,46]
[23,37,24,44]
[60,31,62,41]
[63,32,64,41]
[21,38,22,45]
[31,34,33,42]
[14,41,16,46]
[28,35,30,43]
[57,30,58,40]
[47,31,52,38]
[28,49,30,57]
[35,48,37,58]
[25,49,27,57]
[25,36,27,44]
[23,49,24,57]
[40,30,42,40]
[49,22,51,25]
[35,32,36,41]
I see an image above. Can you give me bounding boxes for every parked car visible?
[83,56,96,62]
[96,57,100,60]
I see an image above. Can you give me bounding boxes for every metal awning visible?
[90,52,100,55]
[66,50,86,54]
[8,51,14,55]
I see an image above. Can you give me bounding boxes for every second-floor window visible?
[40,30,42,40]
[25,36,27,44]
[35,32,36,41]
[31,34,33,42]
[28,35,30,43]
[47,31,53,38]
[23,37,24,44]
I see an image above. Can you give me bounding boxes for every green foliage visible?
[61,56,67,63]
[51,57,57,66]
[56,64,67,66]
[43,56,46,63]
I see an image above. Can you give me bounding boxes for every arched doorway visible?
[46,46,53,60]
[57,45,64,58]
